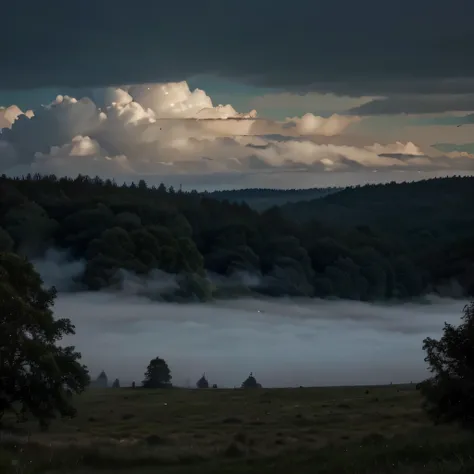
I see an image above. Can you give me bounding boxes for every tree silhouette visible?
[419,302,474,429]
[95,370,108,388]
[241,372,261,389]
[142,357,172,389]
[112,378,120,388]
[0,253,90,429]
[196,373,209,389]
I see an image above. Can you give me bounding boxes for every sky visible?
[1,0,473,190]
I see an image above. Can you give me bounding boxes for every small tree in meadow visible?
[142,357,172,389]
[241,372,261,389]
[196,374,209,389]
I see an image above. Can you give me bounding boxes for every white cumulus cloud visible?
[0,105,34,129]
[366,141,424,156]
[285,113,361,136]
[0,80,471,188]
[30,135,132,176]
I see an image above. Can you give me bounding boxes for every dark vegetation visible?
[1,266,474,472]
[1,171,474,471]
[2,385,474,474]
[0,253,90,430]
[0,173,473,302]
[196,374,209,389]
[142,357,172,389]
[419,301,474,430]
[241,372,261,389]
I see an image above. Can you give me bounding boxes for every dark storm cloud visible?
[412,114,474,126]
[1,0,473,97]
[349,94,474,115]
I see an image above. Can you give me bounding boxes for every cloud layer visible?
[1,81,473,189]
[2,0,473,100]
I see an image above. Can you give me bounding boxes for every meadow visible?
[1,384,473,473]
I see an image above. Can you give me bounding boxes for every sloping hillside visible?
[282,177,474,237]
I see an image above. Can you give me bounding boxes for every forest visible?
[0,173,472,302]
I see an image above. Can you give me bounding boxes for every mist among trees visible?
[0,174,472,302]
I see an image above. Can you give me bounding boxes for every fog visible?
[32,249,467,388]
[55,292,467,388]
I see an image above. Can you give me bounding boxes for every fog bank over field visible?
[33,250,468,387]
[55,292,467,388]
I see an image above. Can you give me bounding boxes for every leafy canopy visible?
[196,373,209,389]
[142,357,172,389]
[0,252,89,429]
[241,372,260,389]
[420,301,474,429]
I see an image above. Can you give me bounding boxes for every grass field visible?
[1,384,473,473]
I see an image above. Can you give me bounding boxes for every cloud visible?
[1,81,473,188]
[2,0,474,100]
[284,113,361,136]
[365,142,424,157]
[0,95,105,163]
[0,105,33,129]
[243,140,403,171]
[248,92,375,116]
[349,94,474,116]
[446,151,474,160]
[432,143,474,155]
[410,113,474,127]
[29,135,132,176]
[127,82,257,120]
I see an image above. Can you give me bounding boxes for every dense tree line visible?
[0,173,472,301]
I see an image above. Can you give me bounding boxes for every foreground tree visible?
[142,357,172,388]
[419,302,474,429]
[0,252,90,429]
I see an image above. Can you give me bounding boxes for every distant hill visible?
[281,176,474,237]
[206,187,342,211]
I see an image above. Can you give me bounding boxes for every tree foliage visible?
[142,357,172,389]
[0,252,90,429]
[241,372,260,389]
[196,374,209,389]
[0,174,472,302]
[0,227,13,252]
[419,302,474,429]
